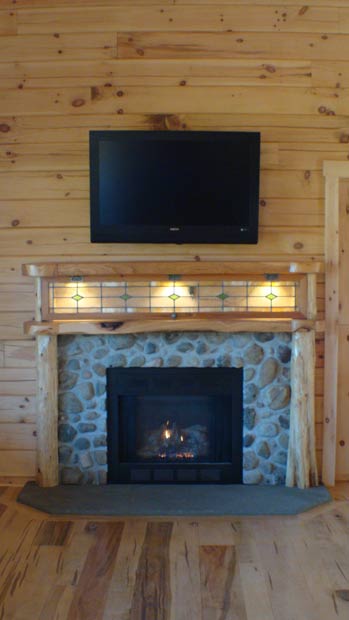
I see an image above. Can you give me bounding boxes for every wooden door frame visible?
[323,162,349,485]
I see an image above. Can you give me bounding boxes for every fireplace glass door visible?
[107,367,243,484]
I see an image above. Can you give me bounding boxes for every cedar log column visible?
[286,328,318,488]
[36,334,59,487]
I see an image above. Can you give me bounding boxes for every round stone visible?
[277,345,291,364]
[85,411,99,420]
[96,381,106,396]
[244,344,264,365]
[259,461,274,475]
[145,342,157,354]
[231,356,244,368]
[61,467,83,484]
[167,355,182,367]
[203,358,215,367]
[66,358,80,371]
[274,450,288,466]
[78,422,97,433]
[129,355,146,367]
[231,333,250,349]
[58,445,73,464]
[244,408,256,430]
[254,333,274,343]
[278,433,289,450]
[244,383,258,404]
[243,450,259,470]
[93,347,109,360]
[266,385,291,410]
[110,353,126,367]
[244,368,255,382]
[58,423,77,443]
[75,437,90,450]
[279,414,290,429]
[257,441,271,459]
[77,382,95,401]
[94,451,107,465]
[259,422,279,438]
[146,357,163,367]
[164,333,180,344]
[196,342,208,355]
[243,470,263,484]
[79,452,94,469]
[110,335,135,350]
[259,358,279,388]
[93,363,106,377]
[59,392,83,414]
[243,434,255,447]
[98,470,107,484]
[59,371,78,390]
[177,342,194,353]
[82,371,92,379]
[217,354,232,367]
[93,435,107,447]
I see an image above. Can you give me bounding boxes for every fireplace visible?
[107,367,243,484]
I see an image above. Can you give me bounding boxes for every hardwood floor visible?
[0,485,348,619]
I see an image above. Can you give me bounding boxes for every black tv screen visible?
[89,130,260,244]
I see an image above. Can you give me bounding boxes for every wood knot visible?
[263,64,276,73]
[260,199,267,207]
[56,173,63,179]
[11,219,19,227]
[339,440,345,446]
[116,90,124,97]
[117,108,124,114]
[335,590,349,601]
[100,322,123,330]
[179,80,187,86]
[304,170,311,180]
[298,6,308,15]
[340,133,349,143]
[293,242,304,250]
[0,123,10,133]
[91,86,101,101]
[136,48,144,56]
[72,98,85,108]
[325,417,330,423]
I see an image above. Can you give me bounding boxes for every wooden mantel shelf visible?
[23,260,324,279]
[25,317,324,337]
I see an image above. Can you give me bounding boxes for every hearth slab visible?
[17,483,331,516]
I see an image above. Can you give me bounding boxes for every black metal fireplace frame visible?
[107,367,243,484]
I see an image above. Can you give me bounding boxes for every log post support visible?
[286,328,318,488]
[36,334,59,487]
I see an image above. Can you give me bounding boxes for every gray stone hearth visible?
[58,332,292,486]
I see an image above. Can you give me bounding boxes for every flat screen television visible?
[89,130,260,244]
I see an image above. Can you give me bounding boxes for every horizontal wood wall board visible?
[1,0,349,7]
[0,423,36,450]
[0,368,36,381]
[0,59,314,89]
[3,341,35,367]
[1,113,347,144]
[0,312,34,340]
[118,31,349,61]
[0,33,117,63]
[0,198,324,230]
[0,227,324,257]
[0,395,36,414]
[0,10,16,35]
[0,410,36,423]
[0,381,36,396]
[15,6,341,35]
[0,285,34,312]
[0,170,324,199]
[0,451,36,476]
[1,142,348,173]
[0,85,348,117]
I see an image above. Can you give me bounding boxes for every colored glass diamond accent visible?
[120,293,132,301]
[72,293,83,302]
[266,292,277,301]
[217,292,229,301]
[169,293,180,301]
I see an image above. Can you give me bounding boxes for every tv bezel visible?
[89,130,260,244]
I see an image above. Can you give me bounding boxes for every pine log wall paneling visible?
[0,0,345,482]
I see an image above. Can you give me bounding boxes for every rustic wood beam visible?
[286,329,318,488]
[36,335,59,487]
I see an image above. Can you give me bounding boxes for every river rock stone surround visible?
[57,332,292,485]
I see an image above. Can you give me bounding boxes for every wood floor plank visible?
[130,521,173,620]
[199,545,247,620]
[33,520,73,546]
[66,521,124,620]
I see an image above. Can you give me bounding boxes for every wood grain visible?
[130,522,173,620]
